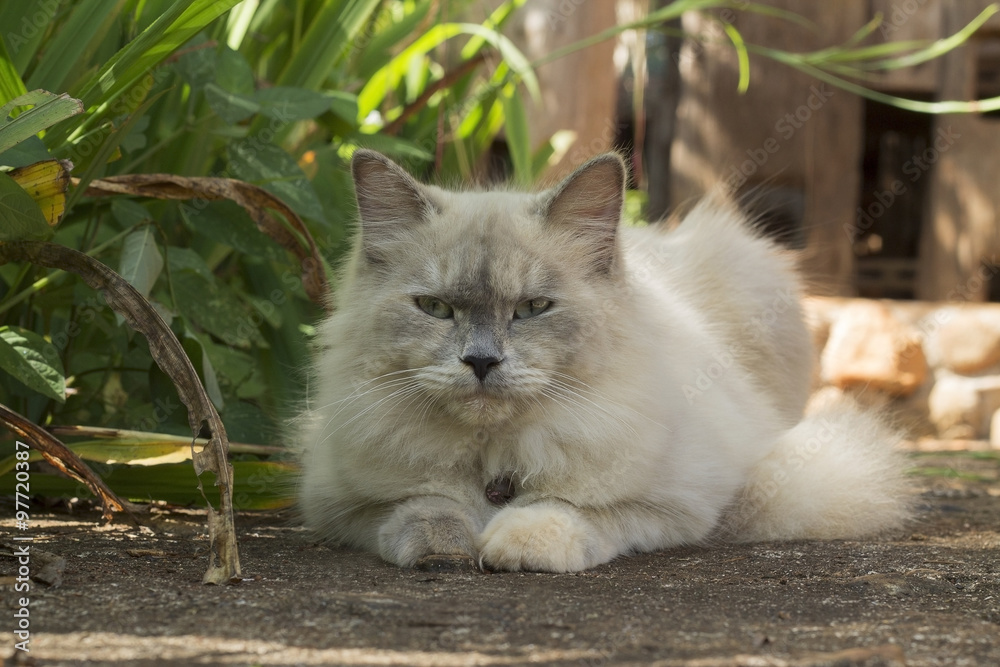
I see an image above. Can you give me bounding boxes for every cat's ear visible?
[351,150,436,263]
[542,153,626,274]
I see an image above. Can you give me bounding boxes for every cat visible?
[296,149,910,573]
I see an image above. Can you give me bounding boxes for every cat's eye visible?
[514,298,551,319]
[416,296,454,319]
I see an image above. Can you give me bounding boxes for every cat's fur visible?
[296,150,910,572]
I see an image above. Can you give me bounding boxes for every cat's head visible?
[341,150,627,426]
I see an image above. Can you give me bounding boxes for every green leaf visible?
[194,333,264,399]
[358,23,539,119]
[0,135,52,167]
[0,170,51,240]
[722,22,750,94]
[225,141,326,223]
[275,0,383,91]
[166,246,214,281]
[347,132,433,161]
[25,0,126,94]
[182,330,224,410]
[0,28,28,107]
[215,45,255,96]
[171,269,267,348]
[254,87,338,122]
[327,90,360,126]
[0,461,295,509]
[110,198,152,227]
[530,135,557,179]
[118,226,164,299]
[65,89,165,210]
[181,200,286,262]
[0,325,65,402]
[501,89,531,185]
[220,399,273,445]
[355,0,433,81]
[0,90,83,155]
[58,0,242,146]
[0,2,52,76]
[172,39,217,91]
[204,83,261,124]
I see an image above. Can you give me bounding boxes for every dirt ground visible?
[1,445,998,667]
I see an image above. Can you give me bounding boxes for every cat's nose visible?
[462,354,503,381]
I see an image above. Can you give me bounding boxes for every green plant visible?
[0,0,542,515]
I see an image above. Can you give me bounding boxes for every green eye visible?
[514,298,551,319]
[416,296,454,319]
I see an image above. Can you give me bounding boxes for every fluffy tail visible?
[725,402,912,542]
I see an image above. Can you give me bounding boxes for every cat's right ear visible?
[351,150,435,263]
[542,153,626,275]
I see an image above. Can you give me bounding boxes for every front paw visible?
[477,503,614,573]
[378,497,477,567]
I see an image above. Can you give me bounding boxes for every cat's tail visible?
[725,401,912,542]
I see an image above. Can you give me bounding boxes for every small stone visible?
[821,300,927,397]
[928,373,1000,439]
[933,309,1000,374]
[990,408,1000,449]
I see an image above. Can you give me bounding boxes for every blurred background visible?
[489,0,1000,302]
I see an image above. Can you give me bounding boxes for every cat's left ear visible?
[541,153,626,275]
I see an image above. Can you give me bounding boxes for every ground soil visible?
[1,445,998,667]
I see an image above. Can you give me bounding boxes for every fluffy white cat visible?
[297,150,910,572]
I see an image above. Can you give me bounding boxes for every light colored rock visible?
[991,409,1000,448]
[820,300,928,397]
[931,310,1000,374]
[928,372,1000,439]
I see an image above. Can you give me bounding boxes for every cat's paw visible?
[378,497,477,567]
[477,503,614,573]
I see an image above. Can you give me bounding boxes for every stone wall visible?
[805,297,1000,445]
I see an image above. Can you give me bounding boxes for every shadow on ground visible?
[2,447,998,667]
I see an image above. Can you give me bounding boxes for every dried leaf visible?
[0,241,241,584]
[80,174,330,309]
[0,402,130,520]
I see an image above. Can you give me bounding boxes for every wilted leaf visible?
[0,402,130,520]
[0,241,241,583]
[0,171,51,240]
[81,173,330,308]
[6,159,72,226]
